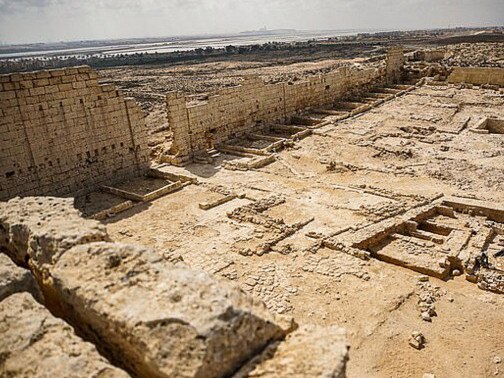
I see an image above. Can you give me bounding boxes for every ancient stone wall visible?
[447,67,504,86]
[0,66,150,201]
[166,76,286,158]
[166,48,405,160]
[411,49,446,62]
[385,46,405,83]
[166,66,382,158]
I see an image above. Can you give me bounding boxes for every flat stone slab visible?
[0,292,129,378]
[0,253,40,301]
[372,237,450,279]
[235,324,349,378]
[48,242,290,378]
[0,197,109,267]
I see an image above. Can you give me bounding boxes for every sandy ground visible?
[98,84,504,377]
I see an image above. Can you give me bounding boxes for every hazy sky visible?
[0,0,503,44]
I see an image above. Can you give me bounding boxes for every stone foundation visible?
[447,67,504,86]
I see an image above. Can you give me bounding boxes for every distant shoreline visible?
[1,26,502,74]
[0,28,388,60]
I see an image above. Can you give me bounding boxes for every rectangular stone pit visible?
[101,176,183,202]
[74,190,134,220]
[338,198,504,288]
[471,117,504,134]
[259,124,312,140]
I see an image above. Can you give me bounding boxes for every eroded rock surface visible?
[48,242,291,378]
[235,324,349,378]
[0,197,108,267]
[0,253,41,301]
[0,292,129,378]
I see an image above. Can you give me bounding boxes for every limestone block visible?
[235,324,349,378]
[0,292,129,378]
[0,197,109,267]
[49,242,291,378]
[0,253,41,301]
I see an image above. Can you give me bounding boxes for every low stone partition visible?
[411,49,447,62]
[447,67,504,86]
[0,196,349,377]
[442,196,504,223]
[165,47,404,163]
[0,66,150,201]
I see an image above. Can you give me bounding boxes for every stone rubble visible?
[409,331,426,350]
[416,279,446,322]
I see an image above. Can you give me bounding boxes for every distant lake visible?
[0,29,388,60]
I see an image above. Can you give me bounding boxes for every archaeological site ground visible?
[1,29,504,377]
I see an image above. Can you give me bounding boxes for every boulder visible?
[47,242,292,378]
[235,324,349,378]
[0,197,108,267]
[0,292,129,378]
[0,253,41,301]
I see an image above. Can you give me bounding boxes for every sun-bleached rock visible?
[0,196,109,267]
[0,292,129,378]
[234,324,349,378]
[0,253,41,301]
[48,242,292,378]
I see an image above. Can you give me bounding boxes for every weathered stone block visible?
[48,242,291,378]
[0,197,109,267]
[234,325,349,378]
[0,292,129,378]
[0,253,41,301]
